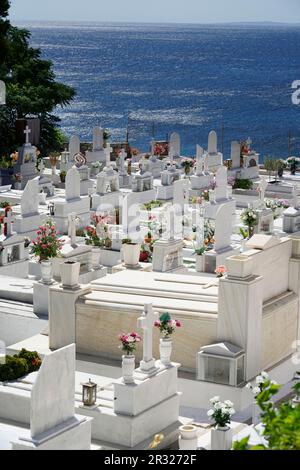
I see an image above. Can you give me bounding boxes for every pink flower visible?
[175,320,182,328]
[154,321,161,327]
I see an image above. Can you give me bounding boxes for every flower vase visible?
[210,426,232,451]
[159,338,172,366]
[195,254,204,272]
[252,402,261,426]
[123,243,141,268]
[60,261,80,290]
[122,355,135,384]
[178,425,198,450]
[91,247,101,269]
[240,239,247,253]
[40,260,53,285]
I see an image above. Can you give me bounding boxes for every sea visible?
[14,21,300,160]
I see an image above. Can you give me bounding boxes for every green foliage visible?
[234,378,300,450]
[0,2,75,155]
[142,200,163,211]
[233,178,253,190]
[0,200,10,208]
[0,348,42,382]
[239,227,249,240]
[122,237,133,245]
[194,247,206,256]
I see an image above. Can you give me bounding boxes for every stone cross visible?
[137,303,159,374]
[4,209,13,237]
[119,149,127,175]
[24,125,31,145]
[259,178,268,203]
[68,212,78,245]
[215,166,228,201]
[105,143,112,167]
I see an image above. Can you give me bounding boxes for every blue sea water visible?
[16,21,300,160]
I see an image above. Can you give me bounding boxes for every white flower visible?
[228,408,235,415]
[224,400,234,407]
[127,336,135,343]
[246,382,253,390]
[256,375,264,385]
[214,402,222,410]
[207,409,214,417]
[253,386,261,396]
[209,396,220,404]
[270,380,278,386]
[261,371,269,379]
[253,214,257,219]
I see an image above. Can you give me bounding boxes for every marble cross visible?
[68,212,78,245]
[137,303,159,374]
[24,125,31,144]
[259,178,268,203]
[4,209,13,237]
[105,144,112,167]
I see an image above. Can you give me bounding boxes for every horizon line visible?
[9,19,300,26]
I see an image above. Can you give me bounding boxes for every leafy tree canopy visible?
[0,1,75,155]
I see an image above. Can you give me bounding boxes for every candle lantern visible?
[82,378,97,407]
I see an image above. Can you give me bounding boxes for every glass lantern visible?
[82,379,97,407]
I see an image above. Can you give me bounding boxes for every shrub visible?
[233,178,253,190]
[0,349,42,382]
[17,349,42,373]
[0,356,29,382]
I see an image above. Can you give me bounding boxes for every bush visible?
[0,349,42,382]
[233,178,253,190]
[18,349,42,373]
[0,356,29,382]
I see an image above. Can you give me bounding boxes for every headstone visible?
[65,167,80,201]
[93,127,103,151]
[169,132,180,157]
[208,130,218,155]
[30,344,75,438]
[231,141,241,169]
[204,154,209,173]
[214,203,232,251]
[69,135,80,160]
[215,166,228,201]
[196,145,205,175]
[21,179,39,216]
[119,149,127,176]
[137,304,159,374]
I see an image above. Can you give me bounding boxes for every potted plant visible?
[122,238,141,268]
[154,312,182,366]
[60,260,80,290]
[118,332,142,384]
[207,397,235,450]
[194,246,206,272]
[31,221,62,284]
[240,208,258,238]
[181,159,195,176]
[12,173,23,190]
[49,152,60,176]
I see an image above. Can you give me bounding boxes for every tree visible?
[0,1,75,155]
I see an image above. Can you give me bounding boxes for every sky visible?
[8,0,300,24]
